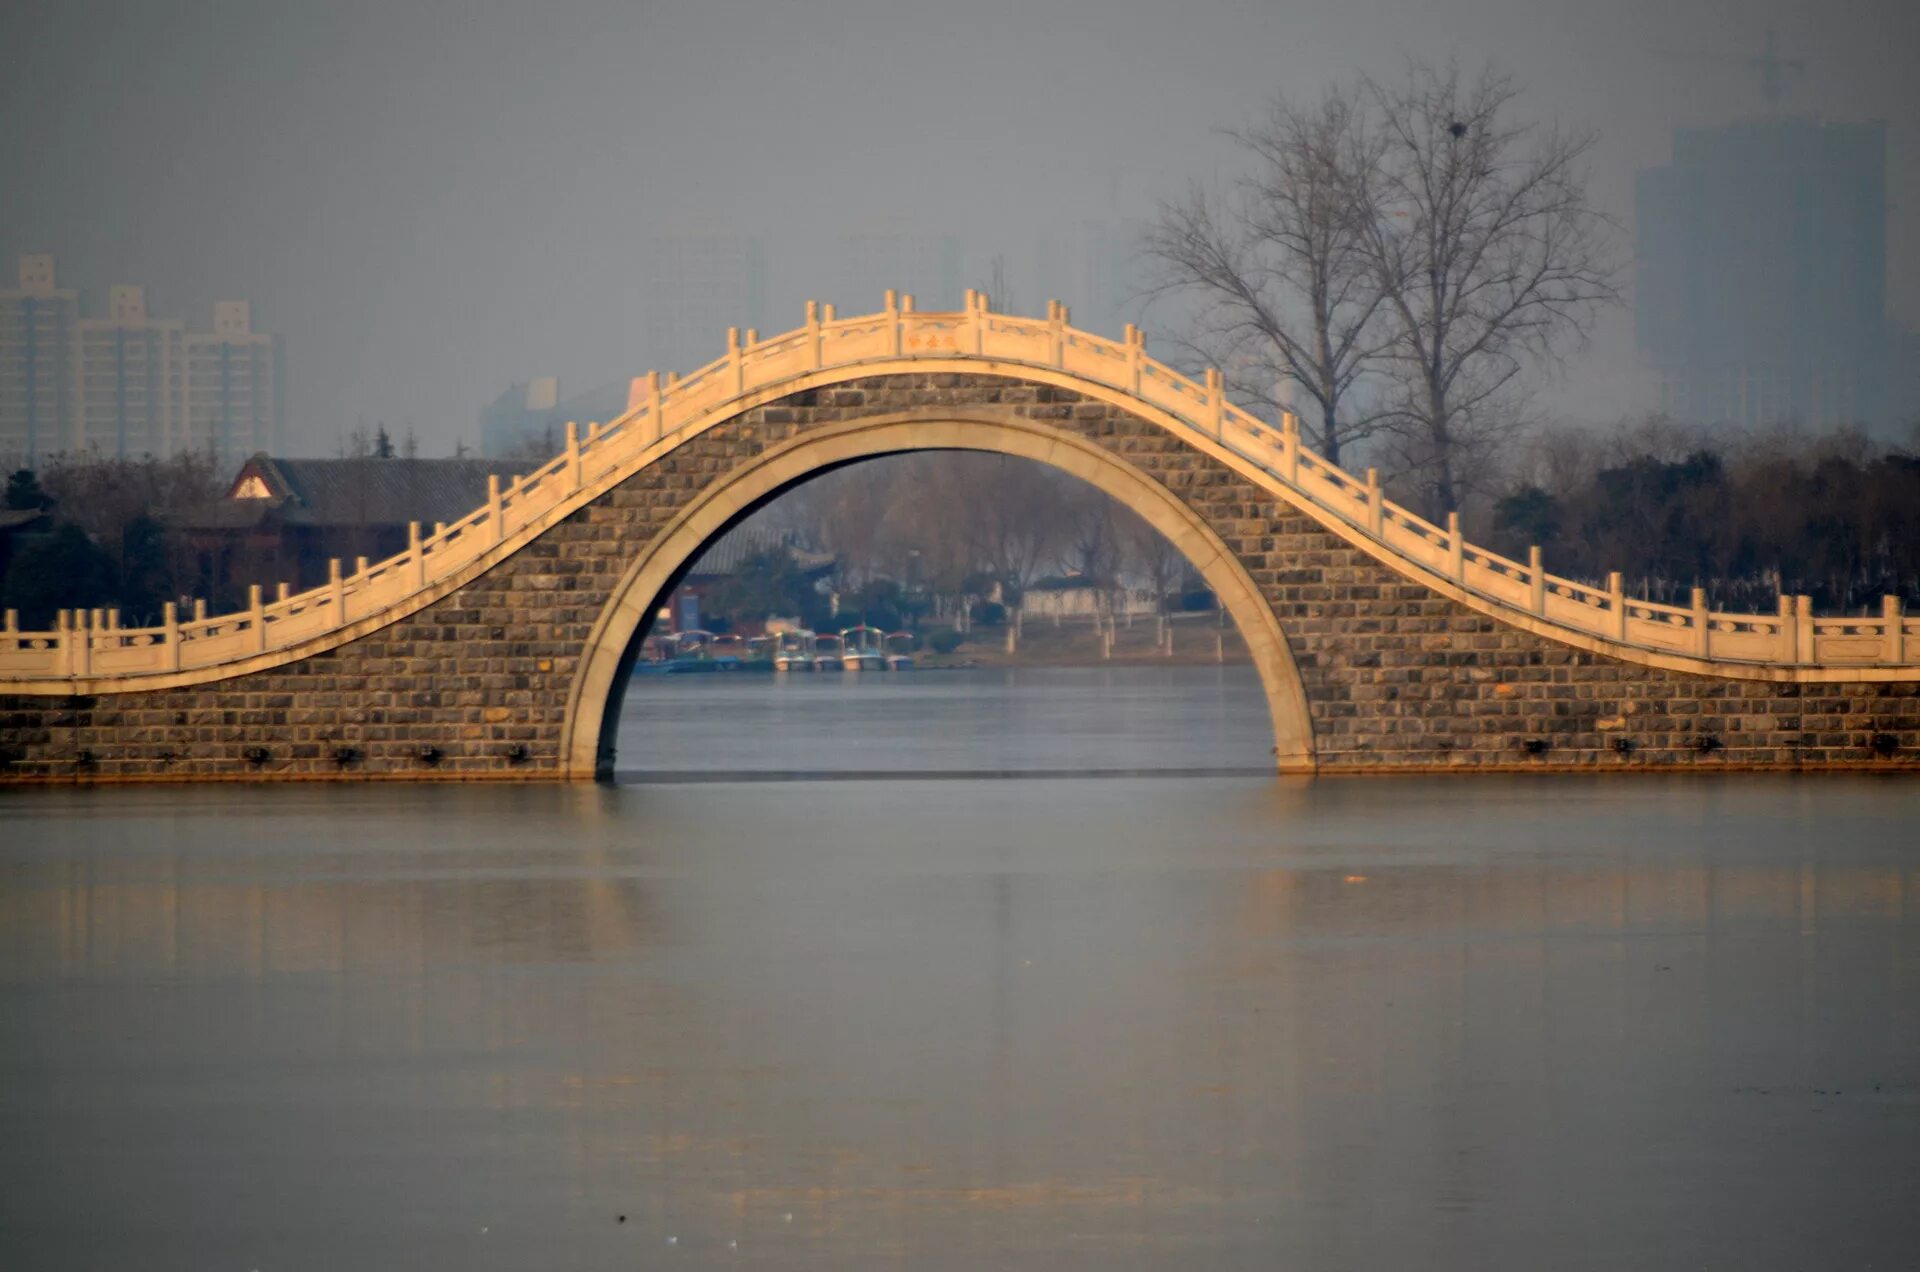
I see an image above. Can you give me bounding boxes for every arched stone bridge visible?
[3,294,1918,781]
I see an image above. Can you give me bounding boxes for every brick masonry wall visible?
[3,372,1917,781]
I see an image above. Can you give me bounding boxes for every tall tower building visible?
[182,300,284,456]
[0,254,81,462]
[632,236,768,378]
[1636,117,1889,430]
[76,285,187,457]
[1027,220,1148,338]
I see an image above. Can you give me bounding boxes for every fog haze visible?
[3,0,1914,455]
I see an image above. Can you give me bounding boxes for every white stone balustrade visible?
[3,295,1918,688]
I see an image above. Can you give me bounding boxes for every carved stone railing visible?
[2,291,1916,688]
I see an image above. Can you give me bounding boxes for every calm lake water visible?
[2,666,1916,1269]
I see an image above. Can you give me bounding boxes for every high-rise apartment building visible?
[0,254,81,463]
[0,257,284,461]
[632,236,768,377]
[76,285,186,458]
[182,301,284,456]
[1636,117,1889,430]
[1027,220,1148,339]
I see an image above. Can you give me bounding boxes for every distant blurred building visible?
[182,301,283,457]
[477,377,629,458]
[834,231,965,314]
[631,235,768,377]
[1892,326,1920,435]
[1026,220,1148,339]
[1636,118,1889,430]
[479,377,561,457]
[76,285,186,460]
[0,254,80,463]
[0,255,284,461]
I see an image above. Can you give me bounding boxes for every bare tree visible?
[1059,482,1121,584]
[961,456,1072,589]
[1355,62,1619,518]
[1144,85,1390,465]
[1118,505,1181,613]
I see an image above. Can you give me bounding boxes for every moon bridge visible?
[1,292,1917,782]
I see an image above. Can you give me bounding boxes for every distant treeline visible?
[6,420,1917,631]
[1486,421,1920,613]
[1,452,224,627]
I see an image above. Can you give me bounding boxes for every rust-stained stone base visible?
[4,373,1918,782]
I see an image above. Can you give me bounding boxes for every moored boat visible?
[811,631,846,672]
[840,625,888,671]
[773,629,815,672]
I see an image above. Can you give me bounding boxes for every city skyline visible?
[3,1,1914,456]
[0,254,283,462]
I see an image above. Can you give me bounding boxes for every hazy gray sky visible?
[3,0,1914,454]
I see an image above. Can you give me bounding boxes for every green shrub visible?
[927,628,966,655]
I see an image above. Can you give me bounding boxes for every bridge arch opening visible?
[561,411,1316,778]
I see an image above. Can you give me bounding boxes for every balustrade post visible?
[1448,513,1465,582]
[1884,595,1903,663]
[565,421,582,491]
[805,301,821,369]
[1280,410,1300,483]
[1776,595,1796,662]
[1049,301,1066,364]
[1203,367,1224,440]
[1528,547,1546,615]
[727,327,744,394]
[76,610,92,677]
[2,608,13,634]
[885,291,901,356]
[164,602,180,672]
[1691,588,1711,658]
[1795,595,1814,665]
[409,521,425,590]
[107,608,119,631]
[487,475,503,545]
[356,556,369,579]
[967,291,984,357]
[1124,324,1143,394]
[193,599,207,622]
[1609,572,1628,641]
[250,584,266,652]
[646,370,663,443]
[276,582,290,604]
[330,558,345,625]
[1365,467,1384,536]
